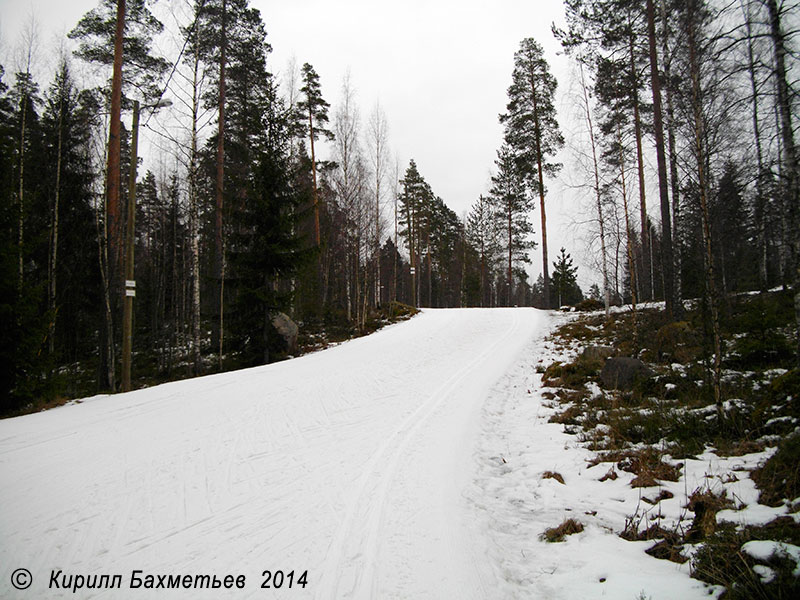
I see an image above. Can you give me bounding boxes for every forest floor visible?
[0,297,796,599]
[530,288,799,599]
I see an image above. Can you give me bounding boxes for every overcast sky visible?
[1,0,603,289]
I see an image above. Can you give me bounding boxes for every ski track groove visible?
[316,311,522,600]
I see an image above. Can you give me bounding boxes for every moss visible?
[654,320,700,363]
[751,433,800,507]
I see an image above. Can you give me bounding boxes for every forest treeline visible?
[0,0,797,411]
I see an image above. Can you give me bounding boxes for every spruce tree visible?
[466,194,499,307]
[489,144,535,306]
[551,247,583,307]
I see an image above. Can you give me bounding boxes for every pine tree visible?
[500,38,563,308]
[398,160,428,307]
[69,0,169,390]
[195,0,278,366]
[297,63,334,247]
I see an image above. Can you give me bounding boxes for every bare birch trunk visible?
[617,121,639,350]
[687,1,723,417]
[215,0,227,370]
[579,62,610,318]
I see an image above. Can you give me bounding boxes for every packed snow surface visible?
[0,308,720,599]
[0,309,545,598]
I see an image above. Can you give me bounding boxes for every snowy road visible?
[0,308,554,599]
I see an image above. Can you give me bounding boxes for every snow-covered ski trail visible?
[0,308,553,599]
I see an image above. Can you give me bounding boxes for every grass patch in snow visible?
[542,470,565,484]
[541,518,584,543]
[540,288,800,593]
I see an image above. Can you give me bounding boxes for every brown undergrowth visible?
[541,290,800,596]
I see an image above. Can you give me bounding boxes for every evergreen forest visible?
[1,0,797,413]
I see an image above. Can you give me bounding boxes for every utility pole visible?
[121,99,171,392]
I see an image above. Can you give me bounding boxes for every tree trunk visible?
[617,121,639,350]
[215,0,227,370]
[17,91,28,291]
[508,204,513,306]
[531,82,550,308]
[95,193,115,391]
[189,20,202,375]
[309,108,320,247]
[687,1,723,417]
[742,0,768,290]
[579,61,610,318]
[662,0,682,306]
[104,0,126,287]
[49,92,65,356]
[629,33,650,302]
[646,0,675,318]
[765,0,800,364]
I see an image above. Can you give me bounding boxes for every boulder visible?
[270,312,298,354]
[600,357,653,390]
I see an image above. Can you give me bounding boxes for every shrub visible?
[575,298,604,312]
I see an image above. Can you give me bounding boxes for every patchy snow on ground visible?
[466,315,722,600]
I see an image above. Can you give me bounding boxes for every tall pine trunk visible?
[531,81,549,308]
[645,0,675,318]
[49,93,65,356]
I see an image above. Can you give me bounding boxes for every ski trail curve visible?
[0,308,553,600]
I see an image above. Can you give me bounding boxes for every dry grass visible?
[685,488,734,542]
[542,471,565,484]
[542,518,584,542]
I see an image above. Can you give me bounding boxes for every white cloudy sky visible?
[1,0,607,289]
